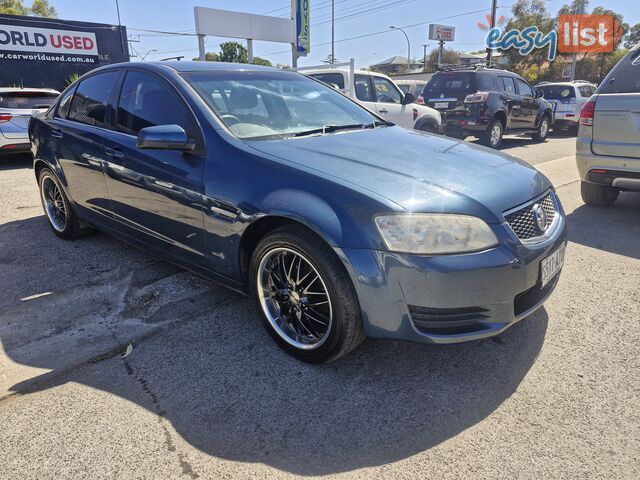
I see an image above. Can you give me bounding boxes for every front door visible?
[101,69,208,267]
[515,78,538,128]
[353,74,377,115]
[54,71,119,222]
[371,75,410,128]
[499,76,524,129]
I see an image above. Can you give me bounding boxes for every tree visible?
[0,0,56,17]
[30,0,56,17]
[322,54,338,64]
[503,0,555,68]
[0,0,29,15]
[426,48,460,71]
[192,43,271,66]
[625,23,640,49]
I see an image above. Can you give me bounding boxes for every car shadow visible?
[0,153,32,172]
[1,216,548,475]
[565,192,640,259]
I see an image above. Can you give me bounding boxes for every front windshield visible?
[182,70,381,140]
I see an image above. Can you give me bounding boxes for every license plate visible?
[541,243,566,288]
[434,102,449,109]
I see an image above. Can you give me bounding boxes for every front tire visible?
[581,181,619,206]
[38,167,82,239]
[480,119,503,148]
[532,115,550,143]
[249,226,364,363]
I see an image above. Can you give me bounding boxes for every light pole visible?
[390,26,410,73]
[140,49,157,61]
[331,0,335,64]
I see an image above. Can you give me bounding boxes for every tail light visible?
[464,92,489,103]
[417,95,425,105]
[0,114,11,123]
[579,97,596,126]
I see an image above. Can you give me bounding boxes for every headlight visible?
[374,214,498,254]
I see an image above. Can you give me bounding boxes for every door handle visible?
[379,109,389,114]
[104,147,124,159]
[50,130,63,139]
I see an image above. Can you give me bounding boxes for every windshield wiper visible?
[292,122,383,138]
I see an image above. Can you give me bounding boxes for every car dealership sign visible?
[428,24,456,42]
[0,24,98,55]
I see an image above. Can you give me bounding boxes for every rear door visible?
[371,75,409,127]
[100,69,208,267]
[53,71,119,221]
[499,76,523,129]
[592,50,640,159]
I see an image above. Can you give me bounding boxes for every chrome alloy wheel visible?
[41,174,66,232]
[257,247,333,350]
[490,122,502,146]
[539,118,549,137]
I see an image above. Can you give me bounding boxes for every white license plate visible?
[434,102,449,109]
[541,243,566,288]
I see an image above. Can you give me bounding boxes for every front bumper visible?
[337,206,567,344]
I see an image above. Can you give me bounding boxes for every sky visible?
[43,0,640,67]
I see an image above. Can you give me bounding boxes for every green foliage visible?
[625,23,640,49]
[30,0,56,17]
[192,42,272,66]
[0,0,56,17]
[425,48,460,71]
[65,72,80,86]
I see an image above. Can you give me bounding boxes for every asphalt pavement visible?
[0,134,638,479]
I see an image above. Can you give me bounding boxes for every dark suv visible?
[419,66,554,148]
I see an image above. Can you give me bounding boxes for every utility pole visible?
[331,0,335,64]
[437,40,444,67]
[486,0,498,63]
[422,44,429,72]
[114,0,127,55]
[569,0,587,81]
[291,0,298,68]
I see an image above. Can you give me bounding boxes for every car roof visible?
[92,60,280,74]
[534,81,595,87]
[0,87,60,94]
[303,68,392,78]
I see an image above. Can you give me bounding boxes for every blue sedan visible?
[29,62,566,363]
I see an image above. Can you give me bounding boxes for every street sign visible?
[428,24,456,42]
[296,0,310,55]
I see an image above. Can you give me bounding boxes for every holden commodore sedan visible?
[29,62,566,363]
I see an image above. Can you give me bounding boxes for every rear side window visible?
[117,71,194,136]
[599,49,640,94]
[0,91,58,109]
[372,76,402,104]
[398,84,410,94]
[68,72,118,128]
[56,87,75,119]
[309,73,345,90]
[578,86,594,97]
[354,74,374,102]
[476,73,495,91]
[500,76,516,94]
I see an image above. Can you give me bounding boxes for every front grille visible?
[505,192,556,241]
[408,305,490,335]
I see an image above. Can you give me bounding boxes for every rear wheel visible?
[480,119,503,148]
[249,226,364,363]
[581,181,620,206]
[532,115,550,143]
[38,168,82,239]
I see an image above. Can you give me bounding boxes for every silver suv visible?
[0,88,59,157]
[576,46,640,205]
[535,80,596,131]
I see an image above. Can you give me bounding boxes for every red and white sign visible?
[0,24,98,55]
[558,14,621,53]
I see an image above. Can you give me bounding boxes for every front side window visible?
[183,70,379,140]
[373,77,402,104]
[67,72,118,128]
[515,78,534,97]
[117,71,194,136]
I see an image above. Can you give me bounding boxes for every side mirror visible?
[535,89,544,98]
[137,125,195,151]
[402,92,416,105]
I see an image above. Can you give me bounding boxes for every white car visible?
[534,80,596,131]
[303,68,442,133]
[0,87,60,156]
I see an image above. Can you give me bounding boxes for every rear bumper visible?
[0,142,31,156]
[576,134,640,189]
[337,207,567,344]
